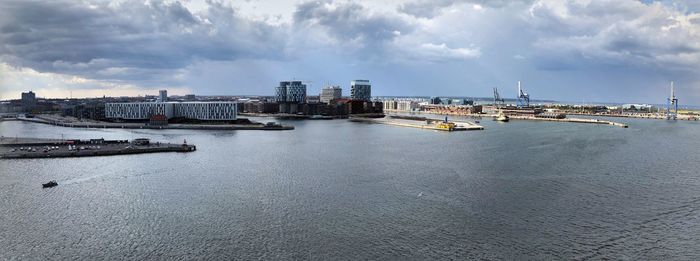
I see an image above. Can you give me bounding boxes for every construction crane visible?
[517,81,530,107]
[666,81,678,120]
[493,87,505,109]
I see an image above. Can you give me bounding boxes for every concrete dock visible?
[507,115,629,128]
[0,138,196,159]
[351,116,484,131]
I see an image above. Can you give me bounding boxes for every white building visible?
[396,100,418,111]
[172,102,238,120]
[383,100,397,111]
[320,86,342,104]
[106,101,237,121]
[105,102,174,119]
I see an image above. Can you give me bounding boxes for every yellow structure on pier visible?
[436,121,456,131]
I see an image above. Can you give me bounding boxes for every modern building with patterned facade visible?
[105,101,237,121]
[320,86,342,104]
[172,102,238,120]
[276,81,307,103]
[105,102,174,119]
[350,80,371,101]
[276,81,307,114]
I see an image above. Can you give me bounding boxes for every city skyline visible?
[1,0,700,104]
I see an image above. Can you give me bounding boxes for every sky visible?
[0,0,699,105]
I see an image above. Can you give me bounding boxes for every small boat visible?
[42,181,58,188]
[495,112,510,122]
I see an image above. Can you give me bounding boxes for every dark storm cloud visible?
[0,0,287,83]
[294,1,413,45]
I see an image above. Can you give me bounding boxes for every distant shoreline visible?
[1,115,294,131]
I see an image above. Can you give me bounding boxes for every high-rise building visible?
[275,81,307,113]
[320,86,342,104]
[275,81,289,102]
[21,91,37,111]
[286,81,306,103]
[350,80,371,101]
[158,90,168,102]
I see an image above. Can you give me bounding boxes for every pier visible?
[0,138,196,159]
[507,115,629,128]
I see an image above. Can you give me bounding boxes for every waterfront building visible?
[105,102,174,119]
[105,101,237,121]
[350,80,371,101]
[320,86,342,104]
[397,100,418,111]
[149,114,168,126]
[184,94,196,101]
[275,82,288,102]
[383,100,397,111]
[172,102,238,120]
[275,81,307,113]
[421,104,483,115]
[286,81,307,103]
[242,101,279,114]
[21,91,36,111]
[62,102,106,120]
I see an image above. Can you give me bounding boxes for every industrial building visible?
[350,80,371,101]
[320,86,342,104]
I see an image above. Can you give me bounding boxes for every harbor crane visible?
[666,81,678,120]
[493,87,505,109]
[516,81,530,107]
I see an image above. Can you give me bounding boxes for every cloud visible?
[0,62,189,99]
[527,0,700,70]
[1,0,700,103]
[398,0,534,18]
[0,0,287,85]
[408,43,481,61]
[293,1,414,48]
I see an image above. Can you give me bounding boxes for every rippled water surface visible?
[2,117,700,259]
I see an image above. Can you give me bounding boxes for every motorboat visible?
[42,181,58,188]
